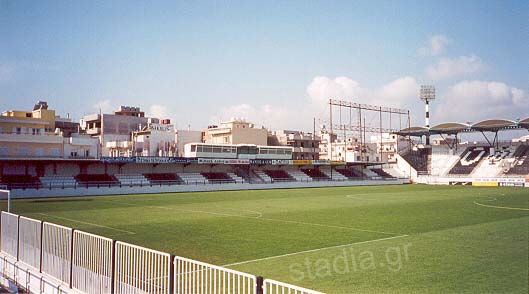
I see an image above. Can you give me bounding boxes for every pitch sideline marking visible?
[223,234,409,267]
[473,201,529,211]
[37,213,136,235]
[256,217,401,236]
[106,200,403,236]
[102,200,263,218]
[346,194,381,201]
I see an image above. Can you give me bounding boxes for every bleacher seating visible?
[449,147,490,175]
[201,172,235,183]
[144,173,183,185]
[236,168,264,183]
[75,174,119,186]
[176,173,208,184]
[301,169,330,180]
[40,175,77,188]
[115,174,150,186]
[286,170,313,182]
[370,168,395,178]
[0,175,40,188]
[254,170,272,183]
[264,170,294,182]
[336,168,365,179]
[227,172,245,183]
[506,145,529,175]
[400,148,431,173]
[319,168,348,181]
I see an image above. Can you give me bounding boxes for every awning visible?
[395,126,429,137]
[519,117,529,129]
[430,122,470,134]
[471,119,517,131]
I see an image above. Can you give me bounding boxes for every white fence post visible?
[41,222,73,284]
[173,255,257,294]
[114,241,171,294]
[263,279,326,294]
[18,216,42,270]
[72,230,113,293]
[0,211,19,259]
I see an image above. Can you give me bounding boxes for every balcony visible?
[106,141,133,148]
[293,147,320,153]
[207,128,231,135]
[86,128,101,135]
[69,136,98,146]
[0,132,63,144]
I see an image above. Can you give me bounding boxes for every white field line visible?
[102,200,263,218]
[473,201,529,211]
[346,194,380,201]
[223,234,409,267]
[255,217,401,236]
[37,213,136,235]
[106,200,403,236]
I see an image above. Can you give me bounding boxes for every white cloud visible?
[306,76,419,108]
[418,34,450,56]
[374,76,419,105]
[149,104,170,119]
[426,55,487,80]
[0,64,14,82]
[213,76,421,130]
[211,103,290,129]
[93,99,114,114]
[435,80,529,122]
[306,76,370,104]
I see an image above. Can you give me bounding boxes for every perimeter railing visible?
[5,175,399,191]
[0,211,325,294]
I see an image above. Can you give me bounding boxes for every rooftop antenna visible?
[420,85,435,145]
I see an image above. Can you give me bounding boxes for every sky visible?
[0,0,527,134]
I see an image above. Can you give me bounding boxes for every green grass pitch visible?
[3,185,528,293]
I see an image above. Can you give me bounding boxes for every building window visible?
[0,147,8,156]
[35,148,44,157]
[50,148,60,157]
[19,147,29,156]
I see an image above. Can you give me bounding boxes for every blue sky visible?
[1,0,527,132]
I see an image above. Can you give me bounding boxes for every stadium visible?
[0,93,527,294]
[0,2,528,294]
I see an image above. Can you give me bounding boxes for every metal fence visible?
[18,216,41,270]
[115,241,171,294]
[0,212,18,258]
[0,211,325,294]
[42,222,73,284]
[72,230,113,293]
[264,279,325,294]
[174,255,257,294]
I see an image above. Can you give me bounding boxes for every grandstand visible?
[506,145,529,175]
[449,146,491,175]
[395,117,529,183]
[263,169,295,182]
[144,173,183,185]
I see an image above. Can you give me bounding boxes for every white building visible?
[176,129,203,157]
[319,130,381,163]
[133,120,176,157]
